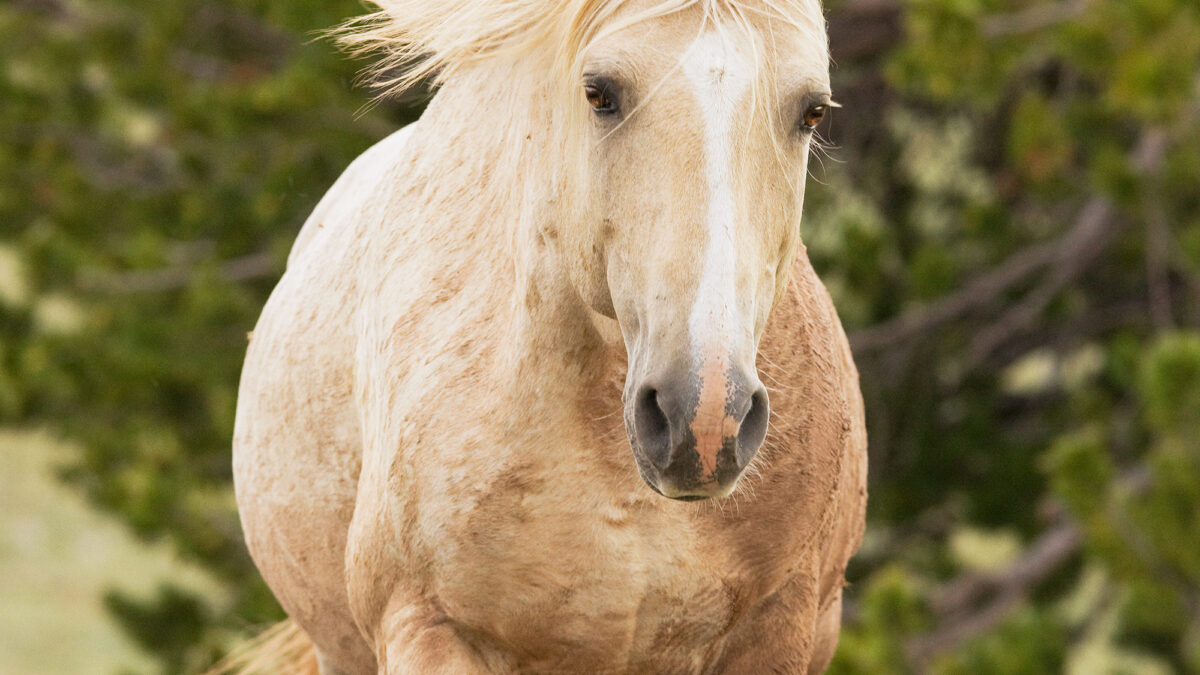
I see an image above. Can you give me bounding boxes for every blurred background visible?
[2,0,1198,672]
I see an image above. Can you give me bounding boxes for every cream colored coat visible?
[233,5,866,673]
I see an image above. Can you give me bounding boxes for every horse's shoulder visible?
[235,129,426,412]
[288,124,419,269]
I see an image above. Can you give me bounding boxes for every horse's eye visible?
[584,83,617,114]
[800,104,827,132]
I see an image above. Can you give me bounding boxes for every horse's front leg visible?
[375,599,516,675]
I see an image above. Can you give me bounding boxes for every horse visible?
[230,0,867,672]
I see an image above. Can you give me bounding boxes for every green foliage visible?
[816,0,1200,671]
[105,585,217,674]
[934,610,1068,675]
[832,566,931,674]
[1140,333,1200,436]
[1033,332,1200,671]
[2,0,415,669]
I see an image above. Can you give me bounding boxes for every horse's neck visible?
[401,67,623,400]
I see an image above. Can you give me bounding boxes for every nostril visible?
[635,386,671,465]
[736,388,769,464]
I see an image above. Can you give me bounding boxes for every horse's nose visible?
[629,364,768,499]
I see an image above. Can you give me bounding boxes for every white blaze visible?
[680,27,752,352]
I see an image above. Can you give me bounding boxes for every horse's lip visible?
[644,470,741,501]
[657,482,738,500]
[632,445,742,501]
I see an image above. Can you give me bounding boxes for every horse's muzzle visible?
[626,362,768,499]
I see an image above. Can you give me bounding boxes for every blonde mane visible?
[338,0,830,237]
[339,0,828,101]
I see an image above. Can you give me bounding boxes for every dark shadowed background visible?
[2,0,1199,672]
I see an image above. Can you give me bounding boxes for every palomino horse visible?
[232,0,867,672]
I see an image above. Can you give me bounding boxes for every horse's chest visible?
[423,483,748,668]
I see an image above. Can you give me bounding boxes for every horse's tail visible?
[204,619,318,675]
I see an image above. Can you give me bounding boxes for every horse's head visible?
[553,2,831,499]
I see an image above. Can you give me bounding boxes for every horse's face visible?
[559,5,831,499]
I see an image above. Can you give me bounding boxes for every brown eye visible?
[801,104,827,131]
[584,83,617,114]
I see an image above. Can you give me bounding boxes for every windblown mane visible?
[338,0,828,101]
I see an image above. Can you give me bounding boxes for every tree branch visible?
[966,199,1117,363]
[981,0,1093,39]
[905,523,1083,668]
[82,252,278,294]
[849,240,1059,353]
[903,465,1161,667]
[850,127,1170,359]
[966,128,1169,365]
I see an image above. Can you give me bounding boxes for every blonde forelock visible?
[338,0,827,102]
